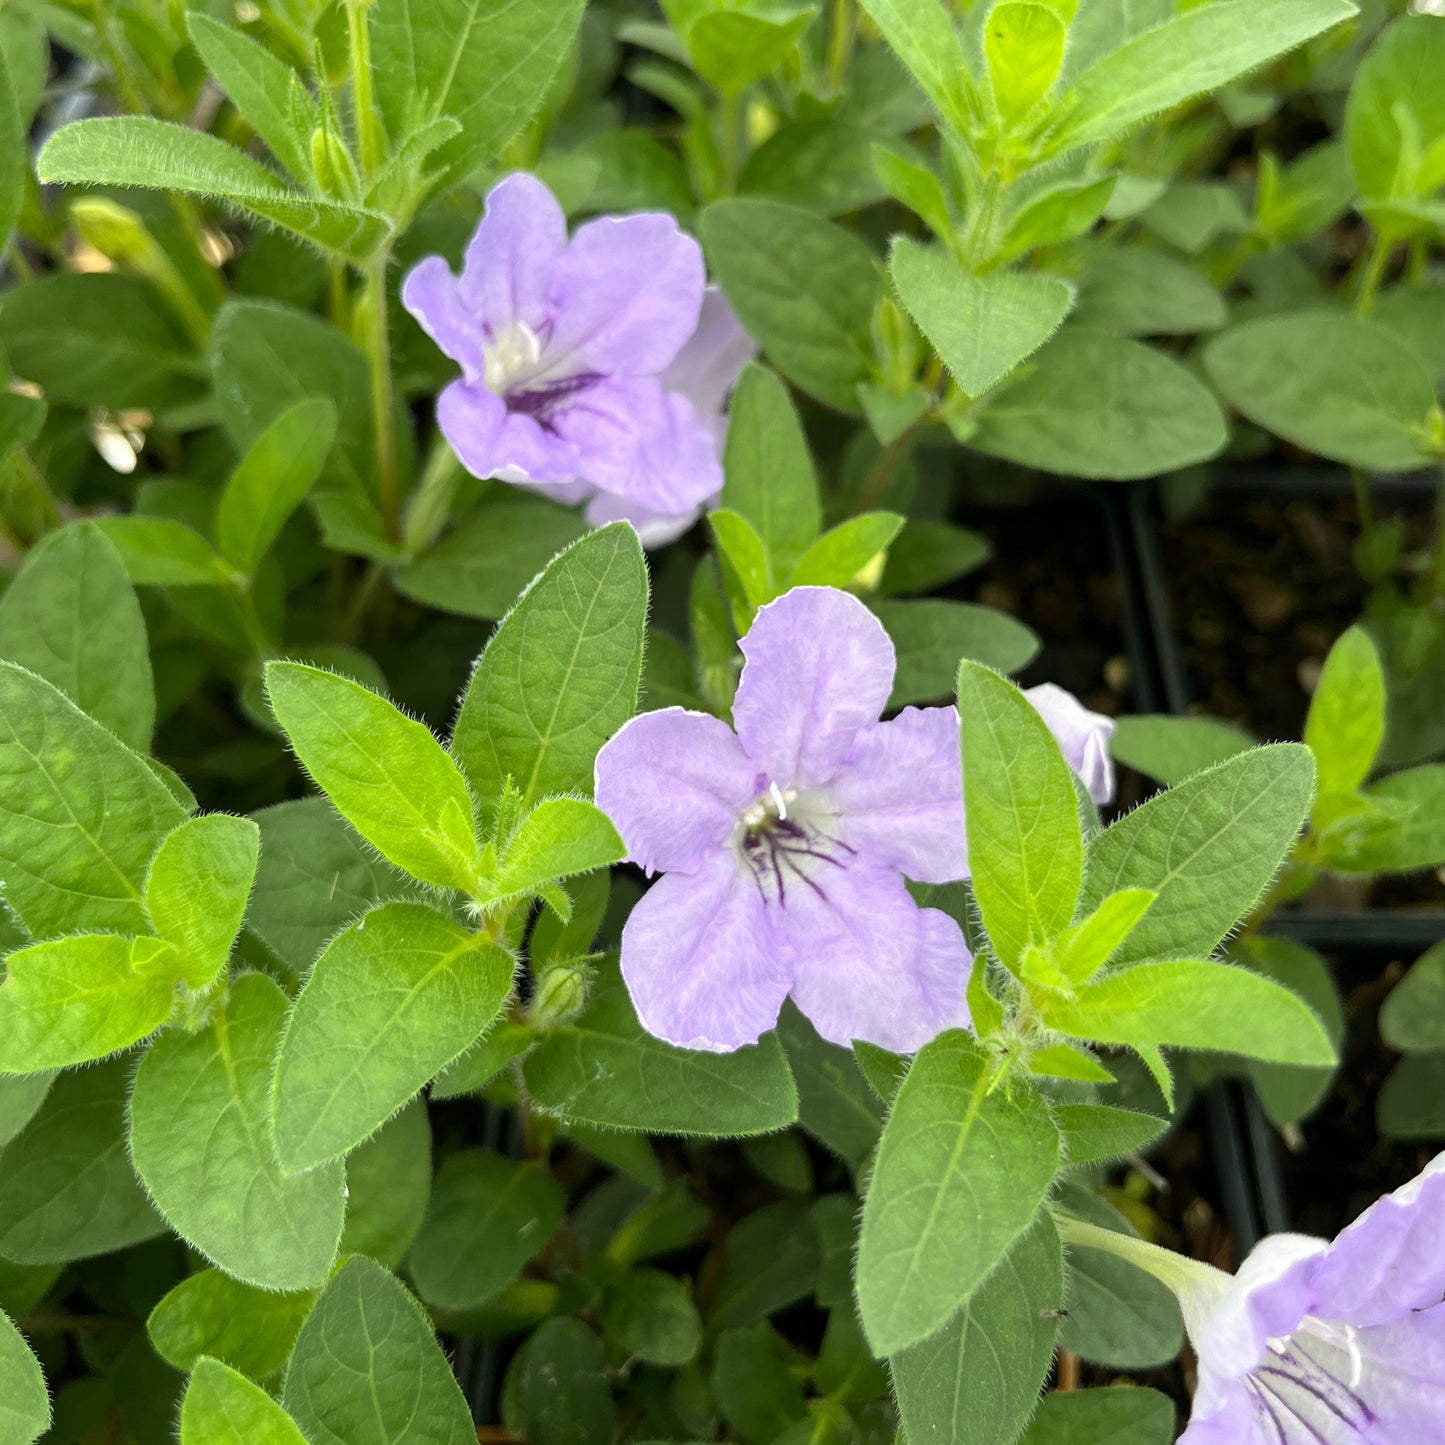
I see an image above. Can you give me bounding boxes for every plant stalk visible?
[1353,231,1391,316]
[360,253,400,538]
[346,0,381,180]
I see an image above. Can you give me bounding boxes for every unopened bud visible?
[871,293,925,390]
[530,958,593,1032]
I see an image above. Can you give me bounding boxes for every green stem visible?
[94,2,149,114]
[360,253,400,538]
[851,422,919,516]
[1353,231,1392,317]
[1350,465,1377,537]
[826,0,853,93]
[346,0,381,180]
[402,440,462,555]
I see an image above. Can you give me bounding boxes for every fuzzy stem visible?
[346,0,381,180]
[826,0,853,93]
[1353,231,1391,317]
[360,254,400,538]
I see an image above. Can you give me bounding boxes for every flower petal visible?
[733,587,896,791]
[1309,1151,1445,1326]
[595,708,757,875]
[780,863,970,1052]
[437,381,578,485]
[620,850,792,1052]
[458,172,568,335]
[1025,682,1116,805]
[828,706,966,884]
[401,256,486,378]
[540,212,705,380]
[660,286,757,435]
[556,378,722,513]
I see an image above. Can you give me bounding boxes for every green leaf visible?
[1332,765,1445,874]
[394,497,588,620]
[145,815,259,990]
[892,1213,1062,1445]
[972,327,1227,479]
[740,120,908,217]
[0,934,178,1073]
[216,399,336,575]
[1018,1384,1175,1443]
[709,1199,821,1330]
[186,14,319,186]
[181,1358,307,1444]
[880,521,992,597]
[712,1324,807,1443]
[408,1150,564,1310]
[523,960,797,1136]
[876,600,1039,705]
[0,57,21,258]
[371,0,585,188]
[1042,0,1358,157]
[1304,625,1385,796]
[788,512,904,588]
[39,119,391,262]
[958,660,1083,968]
[1074,250,1227,337]
[855,1030,1061,1354]
[0,522,154,750]
[0,1058,164,1265]
[1040,957,1335,1065]
[775,1004,883,1169]
[856,0,978,137]
[1380,939,1445,1055]
[1379,1052,1445,1139]
[663,0,817,94]
[0,663,186,939]
[92,517,235,587]
[506,1316,615,1445]
[485,798,623,905]
[452,522,647,816]
[0,272,203,410]
[248,798,415,976]
[266,661,481,892]
[1055,1103,1166,1167]
[1050,889,1158,986]
[985,2,1067,126]
[601,1268,703,1367]
[0,1308,48,1445]
[130,973,345,1290]
[721,364,821,584]
[0,1076,53,1151]
[1376,282,1445,386]
[271,901,514,1171]
[1345,15,1445,202]
[1109,714,1253,786]
[700,199,879,412]
[1081,744,1316,966]
[874,147,955,240]
[340,1101,431,1268]
[283,1256,474,1444]
[148,1269,313,1378]
[711,509,774,617]
[1206,312,1438,473]
[890,241,1075,401]
[996,174,1118,265]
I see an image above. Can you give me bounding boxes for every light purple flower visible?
[594,586,972,1055]
[1025,682,1116,804]
[1077,1152,1445,1443]
[402,173,736,542]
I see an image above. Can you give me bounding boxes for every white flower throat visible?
[735,780,854,907]
[483,321,544,393]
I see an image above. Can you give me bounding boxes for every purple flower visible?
[1063,1153,1445,1443]
[1025,682,1116,805]
[594,586,972,1054]
[402,173,739,544]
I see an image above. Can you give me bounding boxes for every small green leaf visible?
[958,660,1083,969]
[788,512,904,588]
[701,199,880,413]
[856,0,979,137]
[775,1004,883,1169]
[879,521,991,597]
[130,974,346,1290]
[408,1150,564,1310]
[0,934,178,1073]
[283,1257,474,1444]
[1332,765,1445,875]
[181,1358,308,1444]
[271,901,514,1171]
[93,517,236,587]
[145,814,259,990]
[0,522,154,751]
[340,1101,432,1268]
[1109,713,1253,786]
[985,2,1067,126]
[506,1316,615,1445]
[601,1269,704,1367]
[709,508,774,615]
[266,661,481,892]
[1081,744,1316,966]
[0,1308,48,1445]
[148,1269,313,1378]
[1018,1382,1175,1443]
[1055,1103,1167,1166]
[39,118,391,262]
[452,522,647,816]
[0,1075,53,1150]
[1380,939,1445,1055]
[855,1030,1061,1355]
[1051,889,1157,986]
[1345,15,1445,203]
[891,238,1073,397]
[523,960,797,1136]
[0,1058,164,1265]
[892,1213,1062,1445]
[1074,249,1227,337]
[1304,626,1385,797]
[662,0,817,94]
[216,398,336,575]
[485,798,624,904]
[876,599,1039,705]
[1039,958,1335,1066]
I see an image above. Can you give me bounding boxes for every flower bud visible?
[529,958,593,1033]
